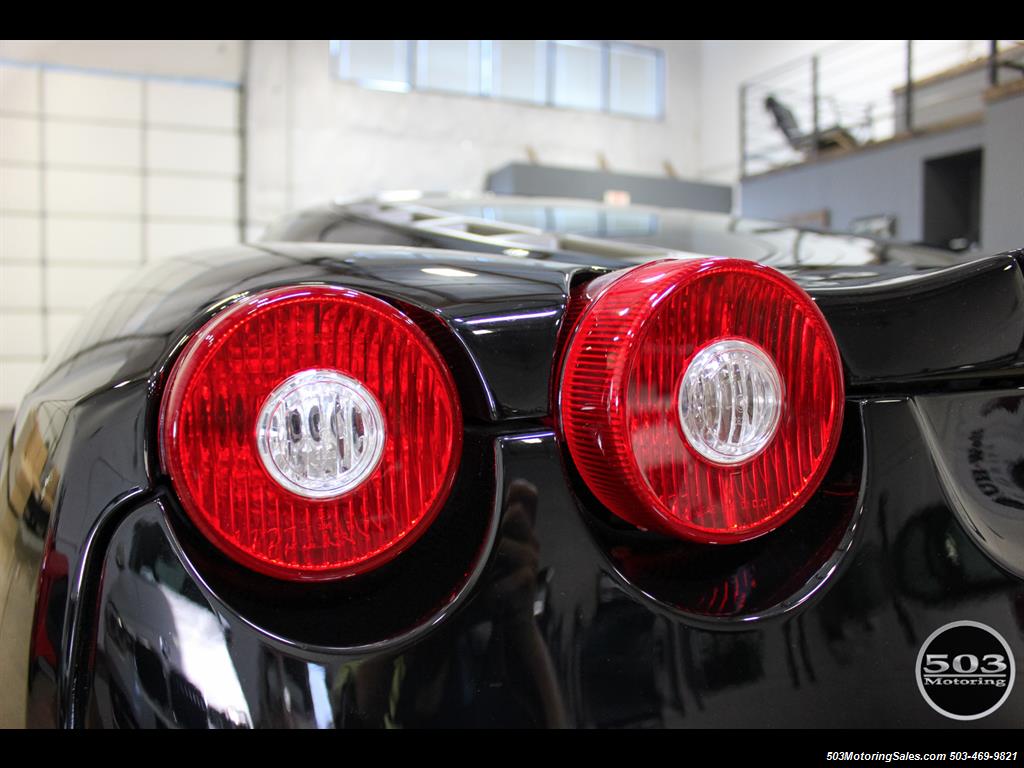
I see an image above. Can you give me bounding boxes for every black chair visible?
[765,95,858,155]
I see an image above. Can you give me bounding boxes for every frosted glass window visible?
[491,40,547,104]
[329,40,664,119]
[610,45,660,118]
[335,41,410,90]
[553,41,604,111]
[416,40,481,94]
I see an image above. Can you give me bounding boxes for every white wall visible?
[0,42,244,408]
[246,40,702,232]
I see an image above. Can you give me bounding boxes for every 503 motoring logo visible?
[915,621,1016,720]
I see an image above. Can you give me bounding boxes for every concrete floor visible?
[0,405,29,728]
[0,408,12,462]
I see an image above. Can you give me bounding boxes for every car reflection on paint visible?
[92,519,251,729]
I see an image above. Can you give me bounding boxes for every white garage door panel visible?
[147,221,239,261]
[0,311,44,357]
[147,175,238,220]
[0,64,242,407]
[147,129,240,176]
[45,169,142,215]
[45,264,138,310]
[45,121,142,170]
[0,264,41,309]
[0,117,41,163]
[0,166,41,212]
[47,218,142,265]
[0,65,40,113]
[0,214,41,262]
[43,70,142,121]
[147,81,239,130]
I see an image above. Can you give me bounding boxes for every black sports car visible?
[1,193,1022,729]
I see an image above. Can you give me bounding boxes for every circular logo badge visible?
[916,621,1016,720]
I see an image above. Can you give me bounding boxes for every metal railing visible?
[740,40,1023,178]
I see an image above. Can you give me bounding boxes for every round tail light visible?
[159,285,462,580]
[558,258,845,544]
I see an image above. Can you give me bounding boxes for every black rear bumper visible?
[81,397,1024,728]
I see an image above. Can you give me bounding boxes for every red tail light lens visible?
[558,258,845,544]
[159,286,462,580]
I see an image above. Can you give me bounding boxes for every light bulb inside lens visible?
[256,369,385,498]
[677,339,783,465]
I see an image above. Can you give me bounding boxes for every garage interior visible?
[1,38,1022,437]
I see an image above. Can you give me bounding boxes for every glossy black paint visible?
[1,244,595,727]
[815,255,1024,389]
[83,404,1023,728]
[910,392,1024,579]
[163,428,503,648]
[581,409,864,620]
[1,197,1022,728]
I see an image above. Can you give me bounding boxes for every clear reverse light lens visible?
[256,368,385,498]
[678,339,782,465]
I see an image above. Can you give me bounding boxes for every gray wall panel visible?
[487,163,733,213]
[981,93,1024,254]
[740,123,985,243]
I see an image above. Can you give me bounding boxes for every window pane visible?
[416,40,480,94]
[336,40,410,89]
[610,45,659,118]
[491,40,547,104]
[553,41,604,111]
